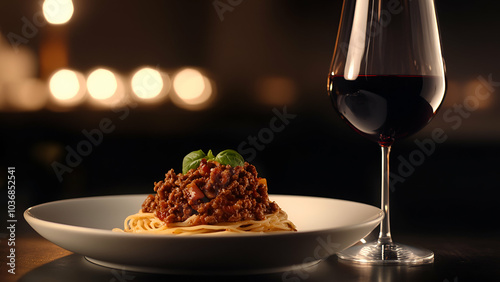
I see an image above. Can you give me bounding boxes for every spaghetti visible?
[113,209,296,235]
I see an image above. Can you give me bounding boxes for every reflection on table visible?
[8,230,500,282]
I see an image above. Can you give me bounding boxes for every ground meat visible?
[141,159,279,225]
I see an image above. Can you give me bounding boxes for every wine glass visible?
[327,0,446,264]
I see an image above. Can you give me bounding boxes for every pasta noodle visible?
[113,209,296,235]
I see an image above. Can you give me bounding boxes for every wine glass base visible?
[337,241,434,265]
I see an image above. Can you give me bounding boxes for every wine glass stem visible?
[378,145,393,244]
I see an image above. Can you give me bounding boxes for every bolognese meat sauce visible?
[141,159,279,225]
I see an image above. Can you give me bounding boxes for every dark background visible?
[1,0,499,239]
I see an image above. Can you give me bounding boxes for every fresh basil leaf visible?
[182,149,245,174]
[215,149,245,168]
[182,149,206,174]
[206,150,215,161]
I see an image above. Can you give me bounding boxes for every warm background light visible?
[49,69,86,107]
[87,68,118,100]
[173,68,206,101]
[171,68,214,110]
[43,0,74,25]
[50,69,79,100]
[7,79,49,111]
[0,47,36,82]
[131,67,165,100]
[182,76,212,105]
[255,76,297,106]
[0,37,38,111]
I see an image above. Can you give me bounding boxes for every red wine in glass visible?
[329,75,445,146]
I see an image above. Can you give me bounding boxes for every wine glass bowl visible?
[328,0,446,265]
[328,74,445,146]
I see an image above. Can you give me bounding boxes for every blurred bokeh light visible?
[49,69,86,106]
[171,68,214,110]
[87,68,118,101]
[131,67,168,102]
[87,68,127,108]
[43,0,74,25]
[0,45,36,82]
[173,68,206,101]
[256,76,297,106]
[6,78,49,111]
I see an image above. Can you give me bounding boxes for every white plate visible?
[24,194,383,274]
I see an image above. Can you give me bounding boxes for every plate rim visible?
[24,194,384,239]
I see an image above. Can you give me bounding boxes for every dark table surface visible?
[2,225,499,282]
[3,104,500,282]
